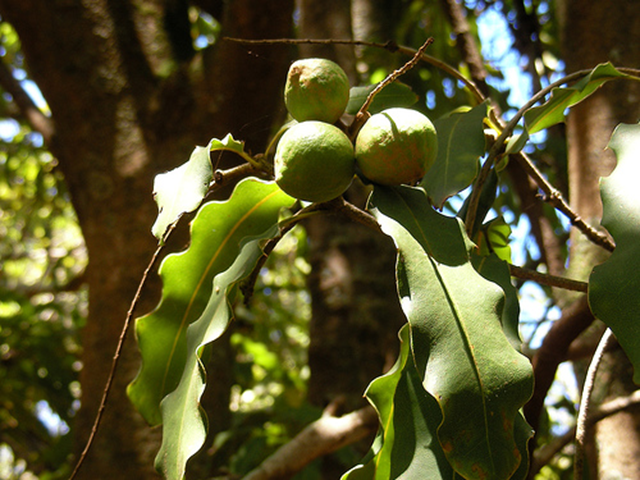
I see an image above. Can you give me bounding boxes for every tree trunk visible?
[0,1,293,477]
[558,0,640,477]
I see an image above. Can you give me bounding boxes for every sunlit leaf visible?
[346,82,418,115]
[151,134,256,241]
[525,63,627,135]
[368,185,533,480]
[422,103,488,208]
[589,122,640,383]
[476,217,512,263]
[506,63,628,154]
[155,225,284,479]
[209,133,256,164]
[128,178,295,426]
[151,142,213,241]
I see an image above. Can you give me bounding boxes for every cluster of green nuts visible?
[274,58,438,203]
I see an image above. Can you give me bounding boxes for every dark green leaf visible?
[128,178,295,426]
[342,326,461,480]
[589,122,640,383]
[422,103,488,208]
[151,141,213,241]
[346,82,418,115]
[369,185,533,480]
[472,253,522,353]
[456,167,499,238]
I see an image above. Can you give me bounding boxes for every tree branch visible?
[0,57,54,144]
[439,0,490,97]
[509,264,587,292]
[513,150,615,252]
[524,296,595,433]
[530,387,640,477]
[500,146,566,275]
[574,328,615,480]
[243,405,378,480]
[437,0,619,255]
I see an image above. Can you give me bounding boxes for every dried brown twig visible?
[354,37,433,122]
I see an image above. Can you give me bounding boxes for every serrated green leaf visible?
[128,178,295,426]
[151,134,256,242]
[468,255,535,479]
[342,326,461,480]
[151,142,213,241]
[369,185,533,480]
[155,228,282,479]
[472,253,522,353]
[346,82,418,115]
[209,132,255,164]
[589,122,640,383]
[422,102,488,208]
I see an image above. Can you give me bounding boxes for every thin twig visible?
[210,162,267,191]
[514,151,615,252]
[224,36,485,105]
[335,196,383,233]
[240,198,346,303]
[241,196,382,304]
[574,327,615,479]
[223,36,400,52]
[416,51,486,104]
[355,37,433,121]
[240,204,309,304]
[465,65,628,250]
[531,388,640,477]
[68,224,174,480]
[509,264,588,292]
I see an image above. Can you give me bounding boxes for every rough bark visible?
[558,0,640,477]
[0,1,293,478]
[298,0,357,79]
